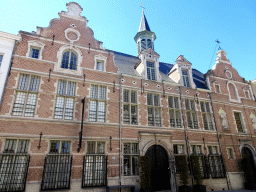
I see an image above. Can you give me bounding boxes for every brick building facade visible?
[0,2,256,192]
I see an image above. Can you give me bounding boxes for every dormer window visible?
[96,61,104,71]
[182,69,190,88]
[30,47,40,59]
[147,61,155,81]
[61,50,77,70]
[26,40,45,60]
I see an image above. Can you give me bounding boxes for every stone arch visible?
[227,81,239,102]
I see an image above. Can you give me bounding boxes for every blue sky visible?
[1,0,256,80]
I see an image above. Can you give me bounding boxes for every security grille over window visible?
[182,69,190,88]
[185,99,198,129]
[234,112,245,133]
[123,143,139,176]
[12,74,40,117]
[200,101,214,130]
[41,141,72,190]
[146,61,156,81]
[0,139,30,192]
[123,90,137,125]
[61,50,77,70]
[168,96,182,128]
[207,146,225,178]
[54,80,76,120]
[89,85,106,122]
[82,141,107,187]
[147,93,161,126]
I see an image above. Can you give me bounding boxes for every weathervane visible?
[215,39,222,50]
[140,3,145,12]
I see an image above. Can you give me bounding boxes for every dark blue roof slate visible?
[111,50,208,89]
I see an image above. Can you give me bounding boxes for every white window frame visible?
[200,101,214,131]
[147,92,161,126]
[123,89,138,125]
[181,69,191,88]
[94,54,107,72]
[168,96,182,128]
[146,61,156,81]
[26,40,45,60]
[185,98,199,129]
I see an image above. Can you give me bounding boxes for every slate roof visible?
[110,50,208,89]
[139,12,151,32]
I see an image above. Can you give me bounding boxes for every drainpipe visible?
[179,86,194,185]
[119,74,123,189]
[0,40,17,107]
[208,92,231,190]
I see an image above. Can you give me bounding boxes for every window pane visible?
[97,142,105,154]
[190,100,195,111]
[155,108,161,126]
[147,67,151,80]
[192,112,198,129]
[168,96,173,108]
[148,107,154,126]
[4,139,17,153]
[29,76,40,91]
[0,55,3,67]
[87,141,96,154]
[17,140,29,153]
[64,98,74,120]
[61,51,70,69]
[234,112,244,133]
[132,156,139,175]
[91,85,98,99]
[54,97,65,119]
[132,143,139,154]
[186,111,192,128]
[123,90,129,103]
[200,102,205,112]
[99,86,106,100]
[57,80,67,95]
[174,97,179,108]
[131,91,136,104]
[50,141,60,154]
[207,114,214,130]
[185,99,190,110]
[205,102,211,113]
[24,93,37,117]
[70,52,77,70]
[123,156,131,176]
[61,141,70,154]
[98,101,105,122]
[67,82,76,96]
[146,62,154,68]
[169,109,175,127]
[147,39,152,49]
[31,48,39,59]
[131,105,137,125]
[141,39,146,50]
[124,143,131,154]
[18,74,29,90]
[12,92,26,116]
[147,93,152,105]
[89,101,97,121]
[154,94,159,106]
[151,68,156,81]
[176,110,182,128]
[123,104,130,124]
[96,62,103,71]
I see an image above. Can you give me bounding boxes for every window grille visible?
[147,93,161,126]
[0,139,30,192]
[61,50,77,70]
[82,141,107,187]
[123,143,139,176]
[89,85,106,122]
[54,80,76,120]
[146,61,156,81]
[41,141,72,190]
[185,99,198,129]
[123,90,137,125]
[182,69,190,88]
[12,74,40,117]
[168,96,182,128]
[200,101,214,130]
[234,112,245,133]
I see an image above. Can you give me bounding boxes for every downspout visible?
[119,74,123,189]
[0,40,17,107]
[208,92,231,190]
[179,86,193,185]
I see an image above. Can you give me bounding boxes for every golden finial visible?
[140,3,145,12]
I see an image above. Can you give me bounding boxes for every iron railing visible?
[41,154,72,190]
[82,155,107,188]
[0,154,30,192]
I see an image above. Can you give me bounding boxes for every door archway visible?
[241,147,256,184]
[145,145,171,191]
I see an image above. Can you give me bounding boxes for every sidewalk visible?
[211,190,256,192]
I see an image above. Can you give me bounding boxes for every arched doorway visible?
[241,147,256,186]
[145,145,171,191]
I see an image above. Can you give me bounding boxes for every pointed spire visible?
[138,11,151,32]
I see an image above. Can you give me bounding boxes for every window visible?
[0,139,30,191]
[61,50,77,70]
[173,144,185,155]
[141,39,146,51]
[190,145,208,178]
[83,141,107,187]
[182,69,190,88]
[123,90,137,125]
[54,80,76,120]
[168,96,182,128]
[30,47,40,59]
[12,74,40,117]
[200,101,214,130]
[147,93,161,126]
[0,54,3,68]
[147,39,152,49]
[227,148,235,159]
[96,61,104,71]
[147,61,156,81]
[207,146,225,178]
[41,141,72,190]
[214,84,220,93]
[123,143,139,176]
[89,85,106,122]
[185,99,198,129]
[234,112,245,133]
[228,82,239,101]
